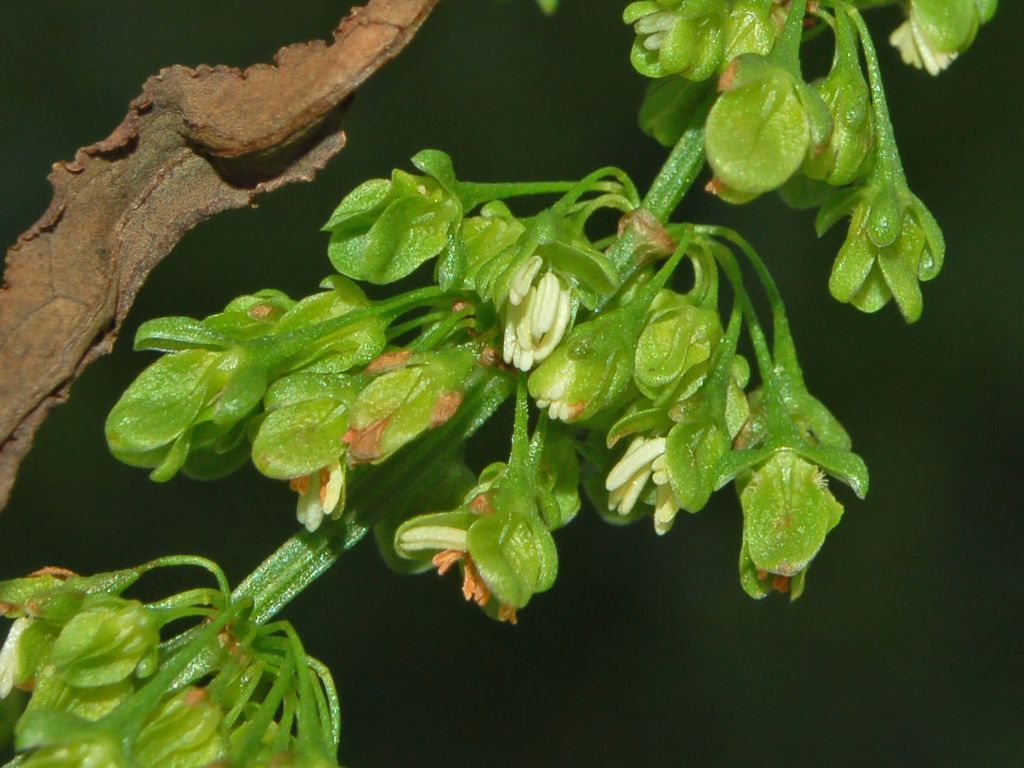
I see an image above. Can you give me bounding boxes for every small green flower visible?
[528,310,638,423]
[802,9,875,187]
[324,158,462,285]
[20,738,128,768]
[625,1,729,81]
[395,463,559,622]
[889,0,994,76]
[705,54,832,199]
[468,204,620,372]
[818,178,944,322]
[738,450,844,600]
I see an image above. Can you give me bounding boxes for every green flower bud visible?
[49,598,160,688]
[802,11,875,187]
[890,0,990,76]
[819,181,944,323]
[134,687,226,768]
[739,451,843,598]
[252,374,361,531]
[345,347,477,463]
[325,161,462,284]
[625,1,728,81]
[705,55,832,198]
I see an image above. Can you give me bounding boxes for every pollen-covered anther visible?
[183,687,209,707]
[432,550,464,577]
[429,390,464,428]
[498,604,519,625]
[247,303,274,320]
[366,349,413,375]
[705,177,726,196]
[503,257,572,371]
[718,60,740,91]
[469,492,494,515]
[461,556,491,607]
[772,575,792,594]
[343,419,388,464]
[28,567,76,580]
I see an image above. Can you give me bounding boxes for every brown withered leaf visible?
[0,0,438,510]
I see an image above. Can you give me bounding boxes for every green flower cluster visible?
[0,560,341,767]
[108,147,873,619]
[629,0,995,322]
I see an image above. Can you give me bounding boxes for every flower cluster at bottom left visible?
[0,558,340,768]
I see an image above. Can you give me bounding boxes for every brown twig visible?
[0,0,438,510]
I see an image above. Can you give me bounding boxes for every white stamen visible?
[643,31,667,51]
[890,19,956,77]
[509,256,544,306]
[653,485,681,536]
[532,290,571,362]
[398,526,468,553]
[0,617,30,699]
[635,10,676,35]
[606,437,667,491]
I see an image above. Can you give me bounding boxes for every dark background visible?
[1,2,1021,765]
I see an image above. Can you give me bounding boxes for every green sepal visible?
[251,399,351,481]
[466,508,558,609]
[638,77,716,148]
[326,169,461,284]
[347,347,478,463]
[803,10,875,187]
[537,428,581,530]
[272,276,386,371]
[48,598,161,688]
[133,318,230,353]
[202,290,295,343]
[24,665,133,723]
[740,451,844,578]
[663,418,729,513]
[705,56,816,197]
[634,291,722,401]
[105,350,217,460]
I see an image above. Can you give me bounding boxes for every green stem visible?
[458,180,578,209]
[846,4,904,182]
[770,0,809,72]
[709,243,774,378]
[607,125,707,273]
[510,377,531,469]
[696,226,799,374]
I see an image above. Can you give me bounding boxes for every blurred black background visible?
[1,2,1022,765]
